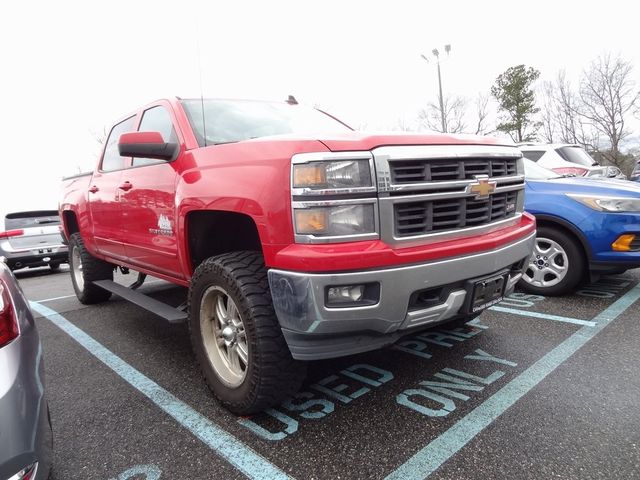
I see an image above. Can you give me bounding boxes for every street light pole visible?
[435,53,446,133]
[421,44,451,133]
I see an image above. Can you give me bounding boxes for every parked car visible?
[519,143,626,180]
[0,258,53,479]
[59,97,535,414]
[519,159,640,295]
[630,161,640,182]
[1,211,68,272]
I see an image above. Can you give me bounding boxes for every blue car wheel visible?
[520,226,586,295]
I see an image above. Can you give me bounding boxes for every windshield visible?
[523,158,562,180]
[556,146,598,166]
[181,99,352,147]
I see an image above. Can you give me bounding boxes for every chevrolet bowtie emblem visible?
[467,176,497,199]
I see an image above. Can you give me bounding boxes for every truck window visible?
[133,106,178,167]
[101,116,136,172]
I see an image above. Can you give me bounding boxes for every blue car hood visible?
[527,177,640,197]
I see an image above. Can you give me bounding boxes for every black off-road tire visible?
[69,233,113,304]
[188,251,306,415]
[518,226,586,296]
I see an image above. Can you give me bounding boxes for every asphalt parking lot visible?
[17,266,640,479]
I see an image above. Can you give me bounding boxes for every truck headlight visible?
[293,160,373,190]
[568,194,640,212]
[294,204,376,237]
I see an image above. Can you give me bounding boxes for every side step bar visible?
[93,280,187,324]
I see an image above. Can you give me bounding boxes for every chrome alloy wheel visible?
[523,236,569,288]
[71,245,84,291]
[199,286,249,387]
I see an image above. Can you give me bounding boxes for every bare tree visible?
[472,93,491,135]
[418,95,467,133]
[391,117,415,132]
[538,81,557,143]
[578,53,640,168]
[553,70,583,144]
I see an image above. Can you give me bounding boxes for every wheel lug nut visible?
[536,255,540,259]
[544,256,547,260]
[545,263,549,267]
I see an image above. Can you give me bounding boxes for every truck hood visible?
[248,131,513,151]
[316,131,512,151]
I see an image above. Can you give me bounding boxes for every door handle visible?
[89,185,99,193]
[118,181,133,191]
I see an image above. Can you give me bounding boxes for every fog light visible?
[612,234,636,252]
[327,285,365,304]
[325,283,380,308]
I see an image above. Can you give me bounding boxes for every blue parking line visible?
[386,282,640,480]
[30,301,291,480]
[489,306,596,326]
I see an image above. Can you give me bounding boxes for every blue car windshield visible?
[523,158,563,180]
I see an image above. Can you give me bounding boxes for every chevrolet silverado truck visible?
[59,97,536,414]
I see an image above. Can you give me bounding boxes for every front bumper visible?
[269,232,535,360]
[577,211,640,268]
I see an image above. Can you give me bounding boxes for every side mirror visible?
[118,131,179,161]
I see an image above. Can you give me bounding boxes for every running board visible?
[93,280,187,324]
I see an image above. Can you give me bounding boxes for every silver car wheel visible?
[523,236,569,288]
[71,245,84,291]
[199,286,248,388]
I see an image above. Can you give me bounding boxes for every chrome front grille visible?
[373,145,525,247]
[394,191,518,237]
[390,158,518,184]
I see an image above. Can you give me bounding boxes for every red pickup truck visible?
[60,97,536,414]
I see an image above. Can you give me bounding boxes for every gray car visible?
[0,258,52,479]
[1,211,68,272]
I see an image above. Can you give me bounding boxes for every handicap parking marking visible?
[384,282,640,480]
[30,301,292,480]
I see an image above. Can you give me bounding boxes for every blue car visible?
[519,159,640,295]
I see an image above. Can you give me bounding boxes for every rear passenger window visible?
[521,150,545,162]
[133,106,178,167]
[101,117,136,172]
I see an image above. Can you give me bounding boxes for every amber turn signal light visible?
[611,234,636,252]
[294,209,327,234]
[293,164,326,188]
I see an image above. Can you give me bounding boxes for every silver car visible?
[0,258,52,479]
[1,211,68,272]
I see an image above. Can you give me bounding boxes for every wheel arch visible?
[185,210,263,272]
[534,214,593,261]
[62,209,80,237]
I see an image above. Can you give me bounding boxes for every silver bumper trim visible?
[268,232,535,340]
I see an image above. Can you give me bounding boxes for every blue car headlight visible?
[567,194,640,212]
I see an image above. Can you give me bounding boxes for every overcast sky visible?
[1,0,639,222]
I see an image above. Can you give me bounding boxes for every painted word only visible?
[397,349,517,417]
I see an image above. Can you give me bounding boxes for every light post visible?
[421,44,451,133]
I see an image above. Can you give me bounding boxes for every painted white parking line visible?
[34,279,169,303]
[35,294,76,303]
[490,305,596,326]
